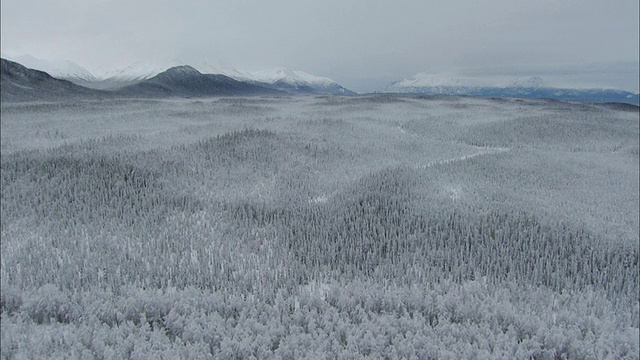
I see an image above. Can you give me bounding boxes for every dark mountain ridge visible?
[1,59,284,102]
[1,58,105,102]
[115,66,284,97]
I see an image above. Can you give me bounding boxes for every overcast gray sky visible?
[2,0,638,92]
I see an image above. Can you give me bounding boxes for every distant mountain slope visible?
[95,64,355,95]
[250,68,355,95]
[1,58,103,102]
[384,74,639,105]
[116,66,283,97]
[86,60,251,90]
[6,54,97,82]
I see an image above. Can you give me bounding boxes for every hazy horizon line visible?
[2,52,638,94]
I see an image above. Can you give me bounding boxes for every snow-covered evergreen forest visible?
[1,95,638,359]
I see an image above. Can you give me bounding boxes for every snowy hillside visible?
[250,68,336,87]
[1,96,637,358]
[251,67,307,85]
[92,62,161,82]
[116,65,282,97]
[4,54,96,82]
[250,67,355,95]
[1,58,103,101]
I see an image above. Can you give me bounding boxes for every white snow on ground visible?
[300,281,333,301]
[443,184,463,201]
[308,194,329,204]
[396,126,417,137]
[307,146,510,205]
[7,82,34,90]
[416,146,510,170]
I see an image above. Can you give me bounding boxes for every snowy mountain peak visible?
[292,71,337,87]
[251,67,346,87]
[251,67,306,85]
[3,54,354,95]
[387,73,491,89]
[4,54,96,82]
[249,67,353,94]
[92,61,168,81]
[187,61,250,81]
[163,65,201,76]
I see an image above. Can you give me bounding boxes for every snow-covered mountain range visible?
[384,73,639,104]
[4,55,354,95]
[385,73,496,89]
[0,58,282,101]
[384,73,552,91]
[3,55,637,103]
